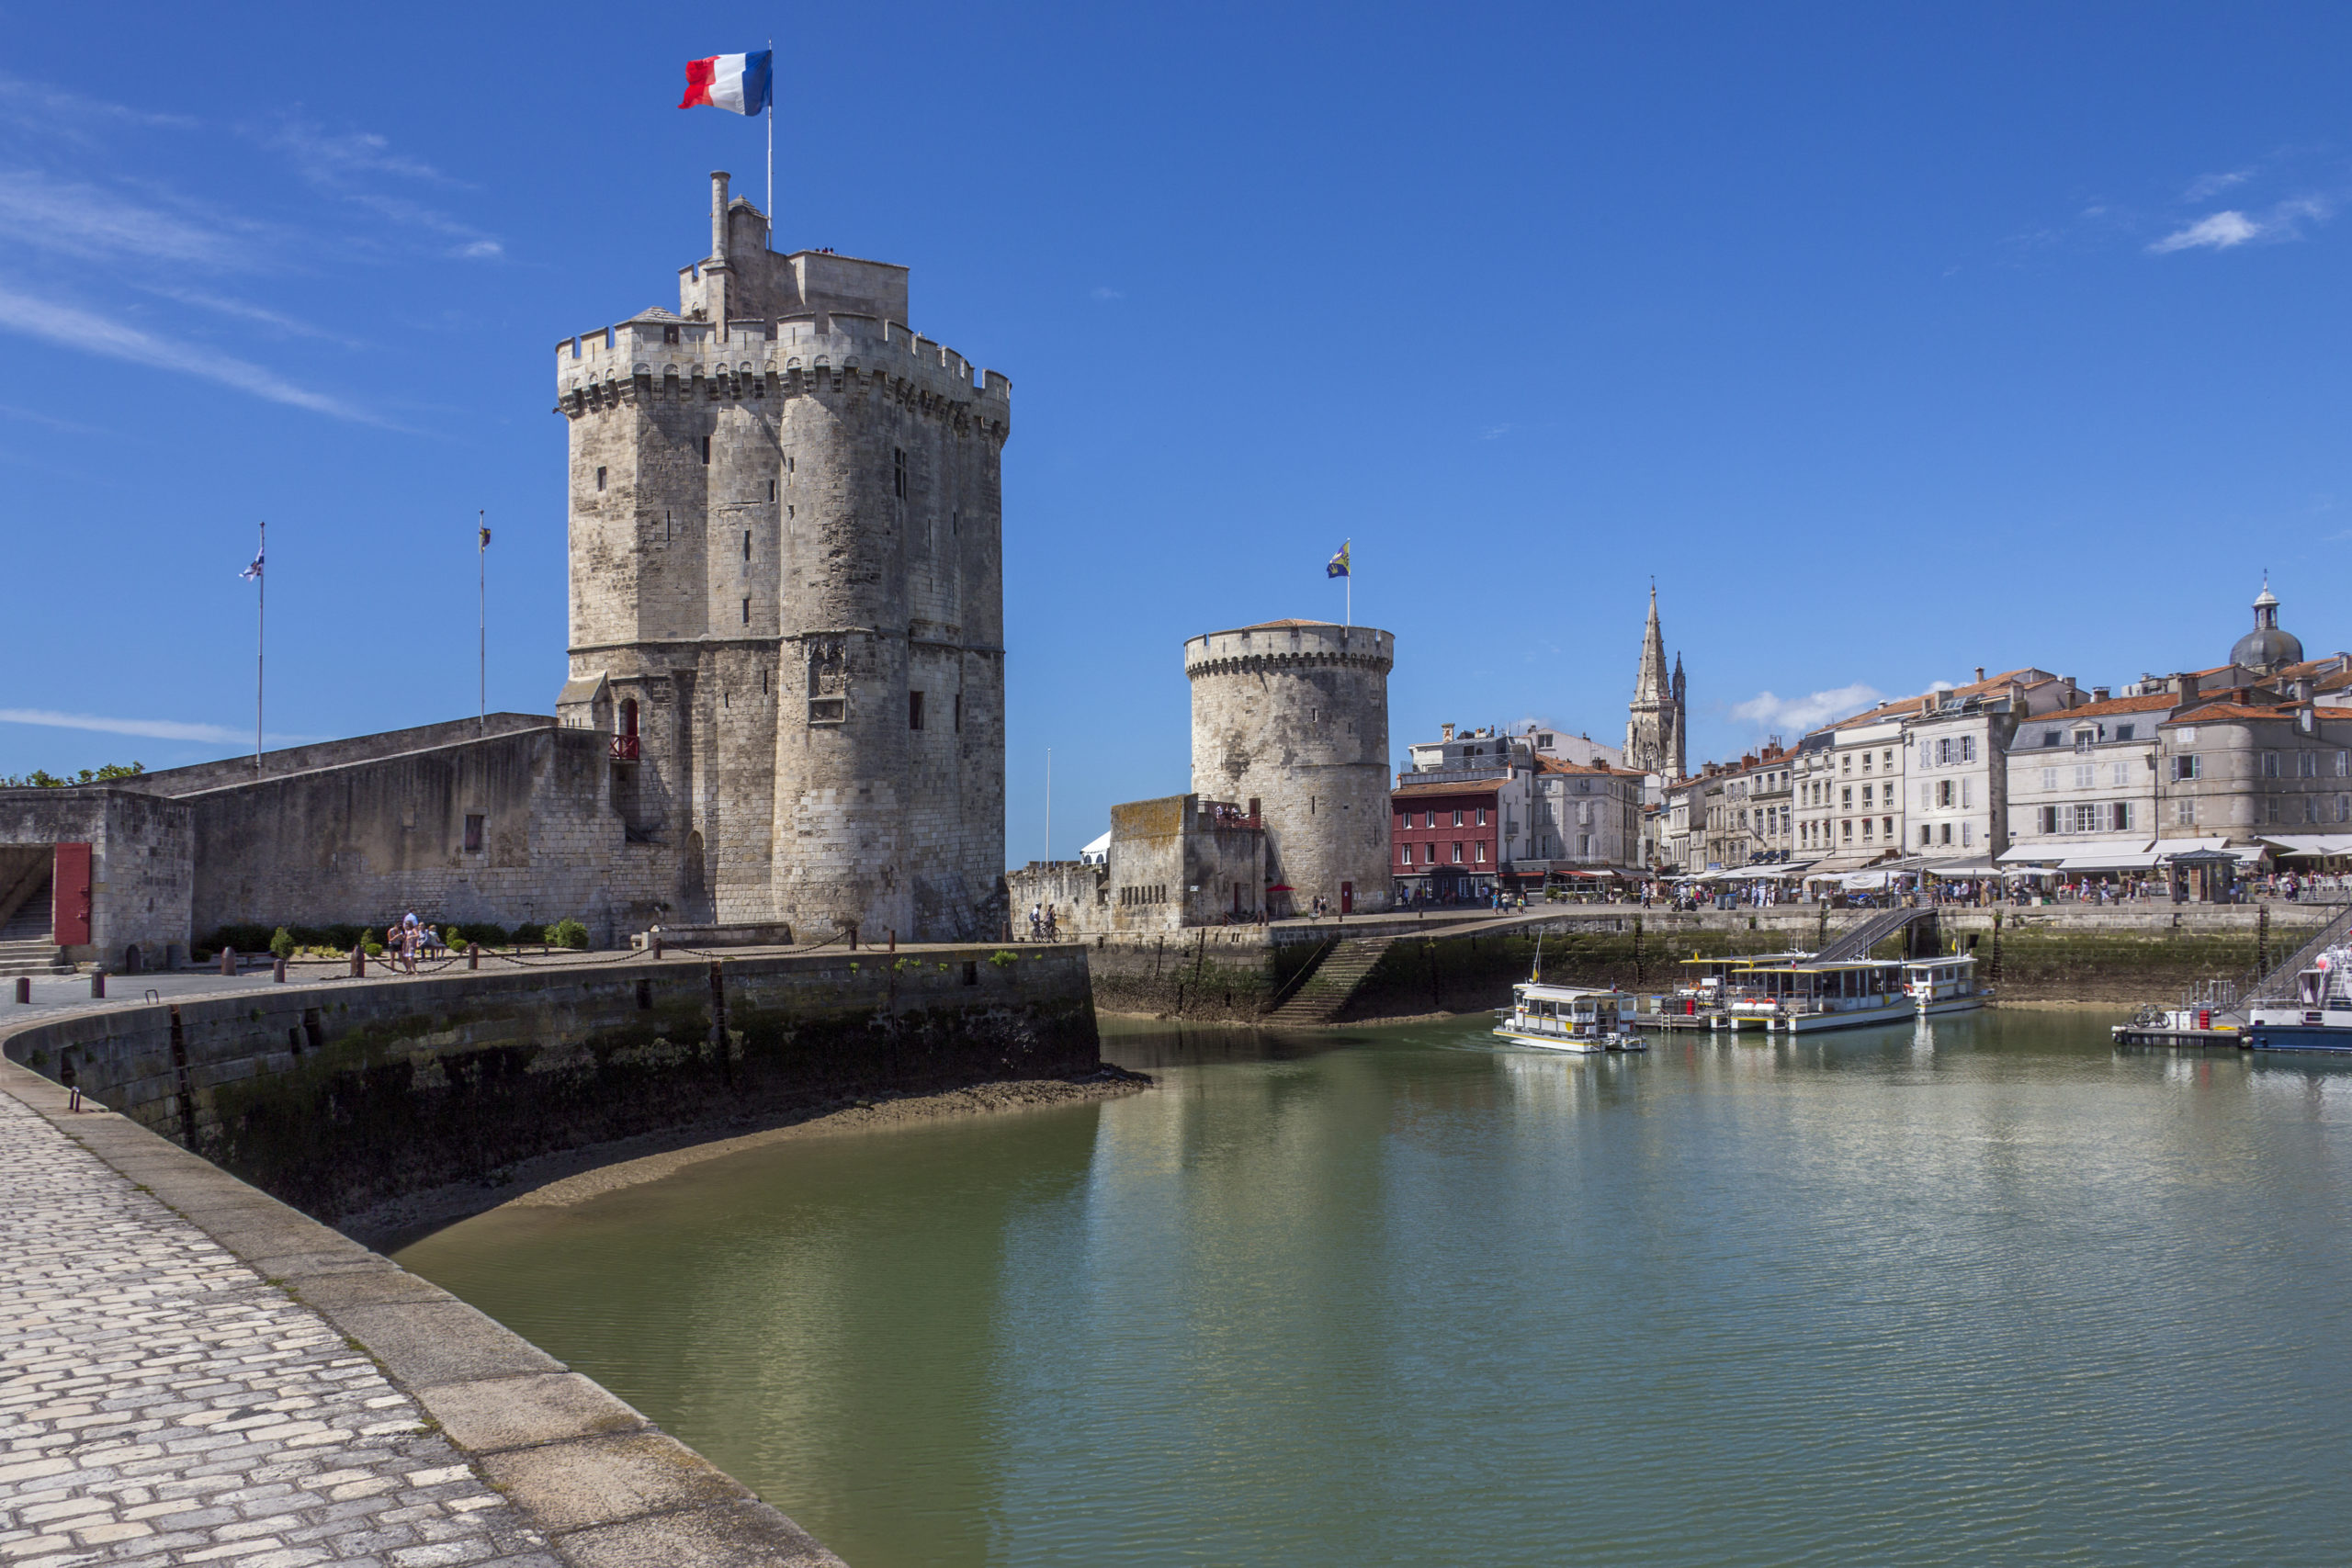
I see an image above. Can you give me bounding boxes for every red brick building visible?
[1392,778,1503,904]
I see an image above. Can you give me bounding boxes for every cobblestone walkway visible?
[0,1091,559,1568]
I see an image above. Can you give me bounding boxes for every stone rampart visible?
[1,944,1098,1226]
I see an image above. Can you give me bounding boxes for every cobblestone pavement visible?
[0,1091,560,1568]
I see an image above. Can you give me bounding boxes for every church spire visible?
[1625,583,1685,776]
[1632,584,1670,704]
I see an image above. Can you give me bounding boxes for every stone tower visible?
[1624,586,1686,777]
[554,172,1010,941]
[1185,620,1394,915]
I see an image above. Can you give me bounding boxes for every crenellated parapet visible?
[554,311,1010,440]
[1184,621,1394,682]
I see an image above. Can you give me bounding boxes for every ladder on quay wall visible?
[1264,936,1396,1028]
[2219,901,2352,1021]
[1814,904,1939,964]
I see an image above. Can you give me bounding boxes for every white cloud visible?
[257,118,502,260]
[0,168,263,270]
[0,74,197,137]
[1091,286,1124,300]
[2185,169,2252,201]
[1481,423,1518,440]
[2150,209,2261,253]
[0,707,309,744]
[0,280,379,423]
[132,283,359,344]
[1729,682,1883,736]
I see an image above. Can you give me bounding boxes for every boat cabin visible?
[1902,954,1978,1005]
[1502,982,1624,1044]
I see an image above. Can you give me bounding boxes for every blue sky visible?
[2,3,2346,863]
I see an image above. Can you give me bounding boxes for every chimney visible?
[2177,672,2200,706]
[1441,722,1455,742]
[1974,667,1985,682]
[709,171,730,264]
[2092,686,2110,703]
[2295,677,2315,703]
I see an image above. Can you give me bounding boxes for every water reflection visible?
[400,1008,2352,1568]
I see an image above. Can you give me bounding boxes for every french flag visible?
[680,51,773,116]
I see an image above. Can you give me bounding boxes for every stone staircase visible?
[0,876,70,977]
[1264,935,1396,1028]
[1815,904,1938,963]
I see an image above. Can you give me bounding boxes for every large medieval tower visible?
[554,172,1009,942]
[1623,586,1686,777]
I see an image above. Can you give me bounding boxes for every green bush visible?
[548,919,589,950]
[508,922,544,945]
[268,927,296,961]
[363,941,385,957]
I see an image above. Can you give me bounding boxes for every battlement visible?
[1186,621,1395,678]
[555,312,1008,409]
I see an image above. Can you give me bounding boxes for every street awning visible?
[2056,847,2163,871]
[2258,833,2352,857]
[1999,838,2145,865]
[1922,858,2002,875]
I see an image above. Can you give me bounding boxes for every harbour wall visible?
[1081,906,2335,1021]
[0,944,1099,1226]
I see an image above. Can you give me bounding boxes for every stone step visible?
[1266,936,1397,1027]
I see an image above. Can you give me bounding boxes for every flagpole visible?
[478,511,488,735]
[254,519,265,772]
[765,37,774,243]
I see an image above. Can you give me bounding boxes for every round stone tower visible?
[555,171,1009,942]
[1186,620,1394,916]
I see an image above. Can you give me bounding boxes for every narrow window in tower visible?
[894,447,907,498]
[742,531,751,560]
[954,694,963,732]
[909,691,925,730]
[595,467,606,491]
[762,669,768,694]
[952,508,960,536]
[741,598,750,625]
[700,436,711,465]
[663,324,680,344]
[768,479,776,502]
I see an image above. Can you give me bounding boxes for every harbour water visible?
[397,1010,2352,1567]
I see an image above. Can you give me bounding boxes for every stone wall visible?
[171,724,663,949]
[2,944,1098,1224]
[1008,860,1107,936]
[1188,622,1394,916]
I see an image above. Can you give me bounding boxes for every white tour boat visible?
[1494,981,1647,1054]
[1706,953,1985,1034]
[2241,944,2352,1053]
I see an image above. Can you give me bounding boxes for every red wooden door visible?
[53,842,92,947]
[1340,881,1353,914]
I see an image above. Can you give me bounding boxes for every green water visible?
[396,1010,2352,1567]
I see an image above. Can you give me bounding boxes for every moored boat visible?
[2241,945,2352,1053]
[1493,981,1647,1053]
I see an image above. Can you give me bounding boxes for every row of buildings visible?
[1384,580,2351,901]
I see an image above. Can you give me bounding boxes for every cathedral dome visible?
[2230,579,2302,673]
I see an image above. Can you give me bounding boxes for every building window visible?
[700,435,711,464]
[2177,799,2196,825]
[2305,795,2319,823]
[2114,803,2135,830]
[769,479,777,502]
[1424,843,1435,864]
[2264,752,2280,778]
[1962,821,1973,846]
[894,447,907,498]
[2300,751,2319,778]
[1861,818,1874,841]
[1474,843,1487,863]
[909,691,925,730]
[2268,796,2282,823]
[742,530,752,560]
[1401,845,1412,865]
[1453,809,1464,828]
[1842,819,1853,841]
[463,814,485,853]
[2074,765,2095,789]
[1938,780,1954,807]
[1962,737,1976,762]
[2173,756,2200,782]
[1476,807,1488,827]
[1861,784,1873,807]
[2338,751,2349,777]
[1452,842,1464,863]
[1425,810,1436,829]
[1841,786,1852,808]
[954,694,964,733]
[2115,726,2134,742]
[1920,825,1933,847]
[595,467,606,491]
[2040,806,2058,834]
[2339,795,2349,822]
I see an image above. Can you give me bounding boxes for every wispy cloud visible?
[1481,423,1518,440]
[0,401,106,436]
[0,707,310,744]
[1090,286,1124,300]
[0,168,264,270]
[2185,169,2253,201]
[132,283,361,345]
[2150,196,2332,254]
[1729,683,1883,735]
[2150,209,2262,253]
[0,281,379,423]
[0,74,197,138]
[258,117,502,261]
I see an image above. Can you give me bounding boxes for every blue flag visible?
[1326,541,1351,579]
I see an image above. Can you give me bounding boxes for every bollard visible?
[351,943,367,978]
[273,957,288,984]
[848,923,858,951]
[220,945,236,977]
[650,933,663,959]
[468,942,481,971]
[60,1058,79,1112]
[90,970,106,999]
[888,928,897,953]
[13,976,26,1004]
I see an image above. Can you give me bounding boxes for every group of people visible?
[1026,902,1061,942]
[381,911,449,974]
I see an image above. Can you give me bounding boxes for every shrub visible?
[363,941,385,957]
[508,922,544,946]
[548,919,589,950]
[268,927,296,961]
[989,949,1019,968]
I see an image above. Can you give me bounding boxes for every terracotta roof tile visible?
[1391,779,1503,799]
[2030,692,2177,720]
[2165,701,2287,725]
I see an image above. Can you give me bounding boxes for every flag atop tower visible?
[679,51,773,115]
